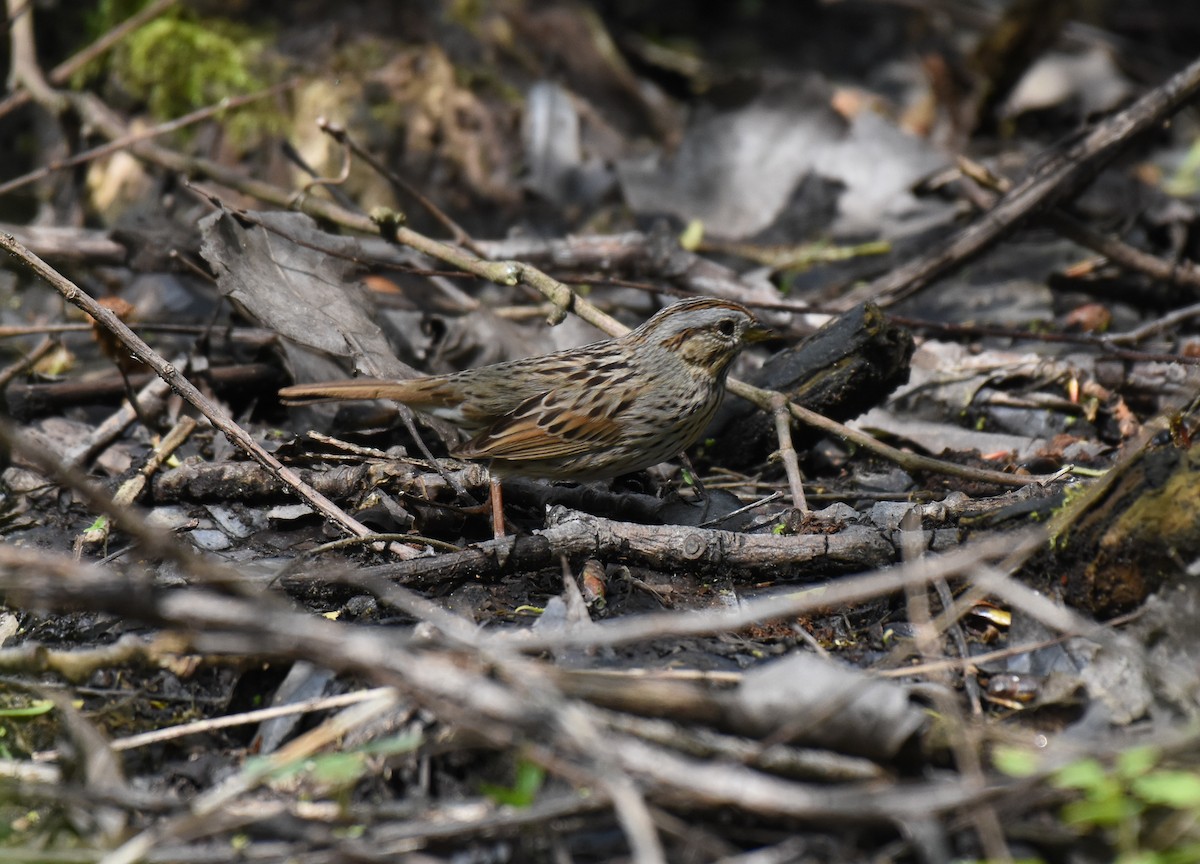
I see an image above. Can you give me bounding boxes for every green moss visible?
[74,6,284,147]
[115,18,261,116]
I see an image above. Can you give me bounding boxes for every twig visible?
[933,578,983,715]
[770,393,808,512]
[293,133,353,198]
[0,632,160,683]
[35,686,396,761]
[957,153,1200,298]
[887,312,1200,364]
[100,690,404,864]
[318,117,482,254]
[0,81,296,199]
[696,491,783,528]
[901,530,1009,859]
[382,217,1069,490]
[112,416,198,507]
[75,415,199,555]
[0,223,127,263]
[854,53,1200,308]
[64,363,171,467]
[740,380,1065,489]
[0,336,55,390]
[1105,299,1200,345]
[0,320,277,342]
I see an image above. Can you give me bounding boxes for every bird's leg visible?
[677,451,711,520]
[118,366,154,431]
[489,474,507,539]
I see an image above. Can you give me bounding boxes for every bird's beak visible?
[745,323,773,344]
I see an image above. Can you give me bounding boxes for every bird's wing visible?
[454,387,636,462]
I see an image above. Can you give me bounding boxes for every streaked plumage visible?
[279,296,769,480]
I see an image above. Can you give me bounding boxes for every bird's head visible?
[631,297,771,377]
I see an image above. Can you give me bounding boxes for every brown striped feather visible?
[456,386,634,462]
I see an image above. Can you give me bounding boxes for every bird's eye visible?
[716,319,736,337]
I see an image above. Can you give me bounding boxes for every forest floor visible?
[3,2,1200,862]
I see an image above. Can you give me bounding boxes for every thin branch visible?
[770,393,808,512]
[318,117,482,253]
[35,687,396,761]
[957,154,1200,297]
[0,336,55,389]
[857,53,1200,308]
[0,81,296,199]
